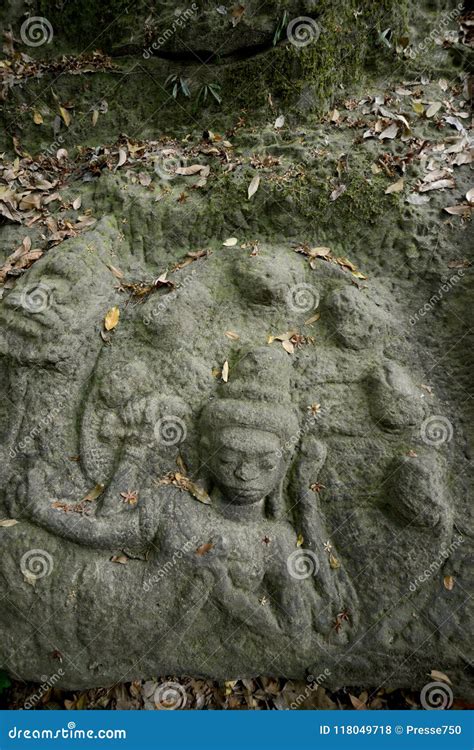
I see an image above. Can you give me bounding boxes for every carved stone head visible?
[0,245,115,364]
[200,348,299,507]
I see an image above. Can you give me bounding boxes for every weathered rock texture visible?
[0,0,472,695]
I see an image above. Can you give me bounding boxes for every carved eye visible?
[261,457,276,471]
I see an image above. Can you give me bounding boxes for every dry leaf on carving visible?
[379,123,398,140]
[248,174,260,199]
[419,178,455,192]
[196,542,214,556]
[385,177,404,194]
[104,306,120,331]
[429,670,452,685]
[443,205,472,216]
[175,164,205,176]
[330,184,346,201]
[107,264,124,279]
[115,149,127,171]
[82,484,105,503]
[59,105,71,127]
[349,693,367,710]
[159,472,211,505]
[426,102,442,118]
[443,575,455,591]
[111,554,128,565]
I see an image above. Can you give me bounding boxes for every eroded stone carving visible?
[0,231,464,690]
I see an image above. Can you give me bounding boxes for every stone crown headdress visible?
[200,347,299,444]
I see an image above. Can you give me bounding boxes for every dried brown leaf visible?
[104,306,120,331]
[195,542,214,556]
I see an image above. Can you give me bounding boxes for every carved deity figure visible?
[18,347,357,644]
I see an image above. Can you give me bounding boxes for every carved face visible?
[207,427,285,505]
[0,250,112,362]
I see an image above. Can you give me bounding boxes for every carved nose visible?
[234,463,257,482]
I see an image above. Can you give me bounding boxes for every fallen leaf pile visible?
[157,472,211,505]
[0,151,98,284]
[50,483,104,515]
[3,673,470,711]
[295,244,367,280]
[0,46,114,101]
[267,331,315,355]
